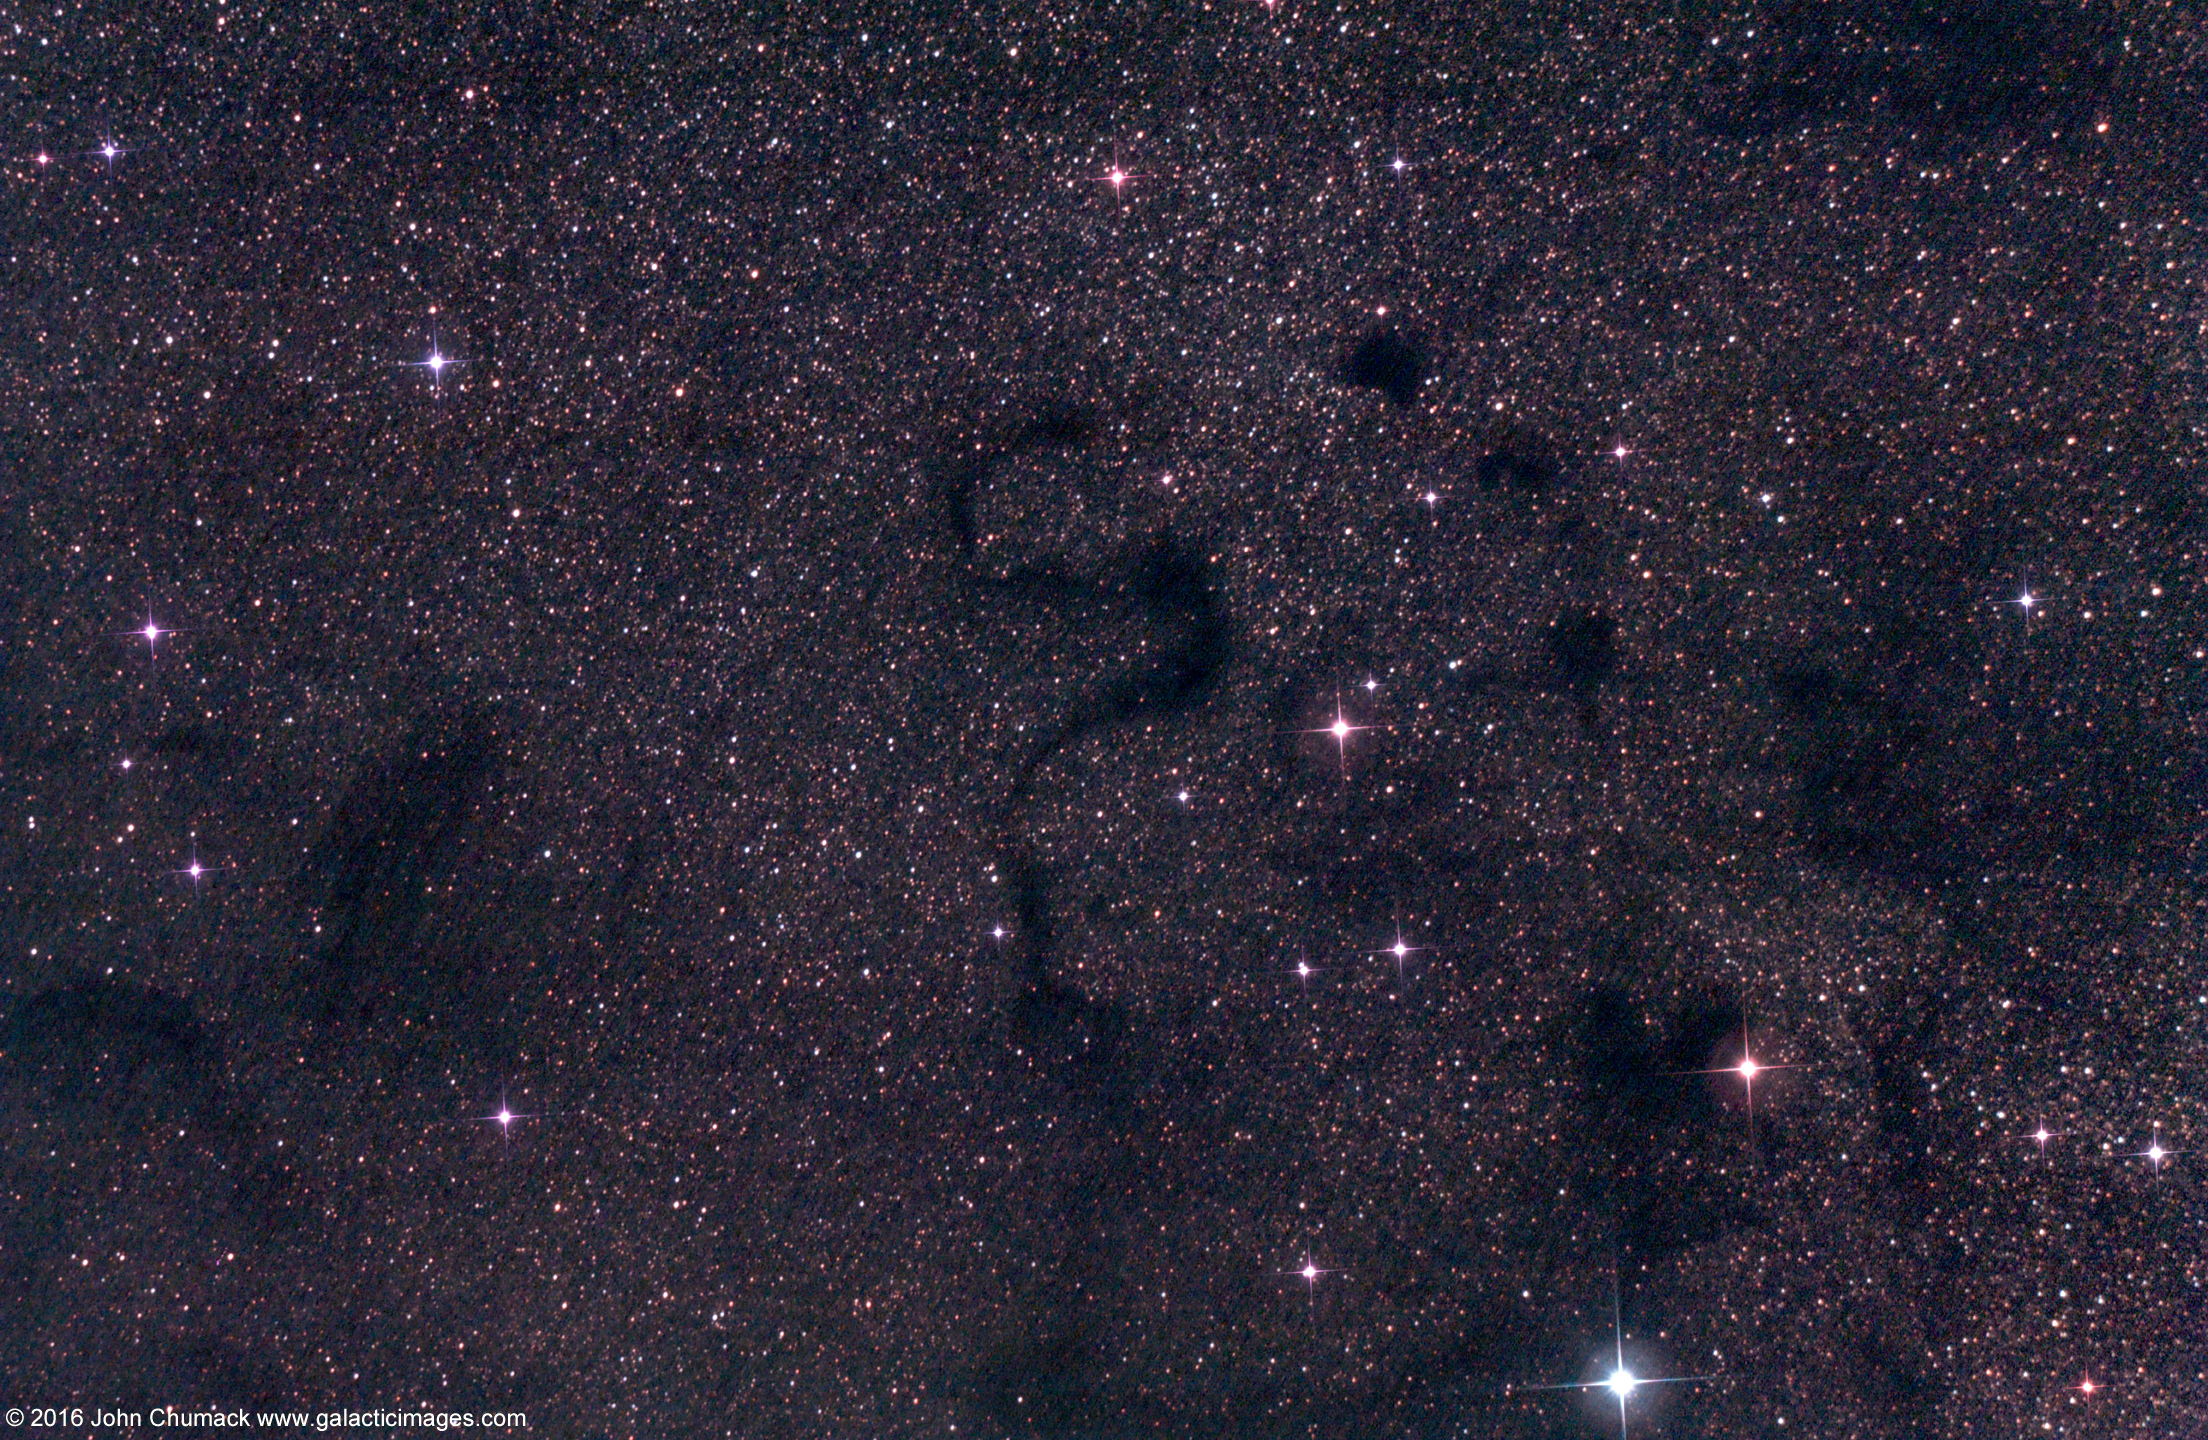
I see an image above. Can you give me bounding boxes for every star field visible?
[2,2,2205,1437]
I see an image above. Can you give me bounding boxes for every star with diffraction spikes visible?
[2004,573,2042,640]
[80,135,147,172]
[434,1086,565,1153]
[1366,915,1442,983]
[1666,1009,1809,1168]
[117,606,183,669]
[2131,1123,2184,1176]
[1285,687,1391,779]
[1508,1266,1723,1440]
[399,318,466,393]
[166,838,230,894]
[1274,1251,1341,1312]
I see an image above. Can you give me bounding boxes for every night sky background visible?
[4,1,2206,1436]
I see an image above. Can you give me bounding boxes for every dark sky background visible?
[3,1,2205,1436]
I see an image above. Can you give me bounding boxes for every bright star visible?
[1511,1267,1721,1439]
[121,607,181,664]
[1668,1011,1809,1166]
[168,842,222,891]
[1287,688,1391,778]
[1371,919,1436,980]
[496,1108,515,1128]
[1611,443,1631,460]
[1276,1252,1340,1308]
[1390,155,1407,174]
[402,322,466,388]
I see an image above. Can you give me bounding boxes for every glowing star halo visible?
[1510,1271,1723,1440]
[1666,1010,1813,1168]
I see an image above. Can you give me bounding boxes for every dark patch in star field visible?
[1004,975,1135,1121]
[1568,984,1768,1256]
[1693,0,2117,142]
[1865,991,1945,1202]
[1017,397,1100,451]
[957,1326,1099,1438]
[1093,536,1232,722]
[1546,608,1619,729]
[0,974,226,1122]
[148,720,226,760]
[1473,445,1557,497]
[297,699,502,1045]
[1340,326,1429,408]
[1776,661,1951,871]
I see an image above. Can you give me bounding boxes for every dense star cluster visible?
[2,2,2203,1437]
